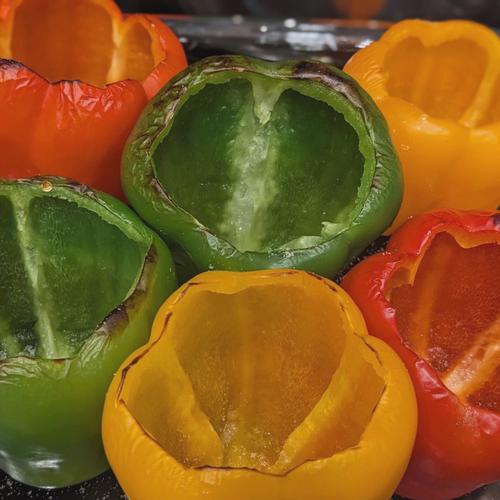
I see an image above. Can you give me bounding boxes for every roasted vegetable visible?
[345,20,500,230]
[103,269,417,500]
[122,55,402,279]
[0,177,176,488]
[0,0,187,198]
[344,210,500,499]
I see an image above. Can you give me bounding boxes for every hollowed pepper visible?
[343,210,500,499]
[103,270,417,500]
[0,177,176,488]
[122,55,402,279]
[345,20,500,230]
[0,0,187,199]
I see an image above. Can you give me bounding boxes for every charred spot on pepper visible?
[96,306,130,340]
[30,176,101,201]
[151,177,171,201]
[144,245,158,264]
[0,59,26,72]
[292,61,364,108]
[152,84,185,111]
[292,60,323,76]
[200,55,244,73]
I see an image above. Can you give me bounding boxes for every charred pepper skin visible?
[0,177,177,488]
[122,56,403,279]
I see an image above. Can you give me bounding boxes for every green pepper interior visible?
[0,195,148,360]
[153,76,366,252]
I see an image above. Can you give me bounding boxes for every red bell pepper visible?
[0,0,187,199]
[343,210,500,500]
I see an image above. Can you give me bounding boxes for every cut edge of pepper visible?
[147,57,381,254]
[0,176,156,367]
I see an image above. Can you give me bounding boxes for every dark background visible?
[116,0,500,27]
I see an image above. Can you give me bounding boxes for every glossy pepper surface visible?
[103,269,417,500]
[344,20,500,230]
[0,0,187,199]
[0,177,176,488]
[343,210,500,499]
[122,56,402,279]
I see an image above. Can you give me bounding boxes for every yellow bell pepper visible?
[345,20,500,230]
[102,270,417,500]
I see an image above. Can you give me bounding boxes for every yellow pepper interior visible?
[389,232,500,412]
[121,281,385,474]
[0,0,163,86]
[385,37,492,124]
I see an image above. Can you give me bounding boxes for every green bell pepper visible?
[122,56,402,279]
[0,177,176,488]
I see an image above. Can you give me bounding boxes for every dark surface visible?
[0,470,125,499]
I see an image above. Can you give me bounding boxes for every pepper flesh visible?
[103,270,417,500]
[344,20,500,230]
[122,55,402,279]
[343,210,500,499]
[0,177,176,488]
[0,0,187,199]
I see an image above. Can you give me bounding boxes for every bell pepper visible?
[103,269,417,500]
[344,20,500,230]
[0,0,187,199]
[0,177,176,488]
[343,210,500,499]
[122,55,402,279]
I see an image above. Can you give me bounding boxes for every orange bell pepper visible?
[102,270,417,500]
[344,20,500,230]
[0,0,187,199]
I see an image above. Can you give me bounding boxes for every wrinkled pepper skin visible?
[344,20,500,230]
[0,0,187,199]
[103,269,417,500]
[0,177,177,488]
[122,56,402,279]
[343,210,500,499]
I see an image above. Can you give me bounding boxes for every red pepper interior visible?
[389,232,500,412]
[0,0,161,87]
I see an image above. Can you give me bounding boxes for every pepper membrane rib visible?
[10,194,59,358]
